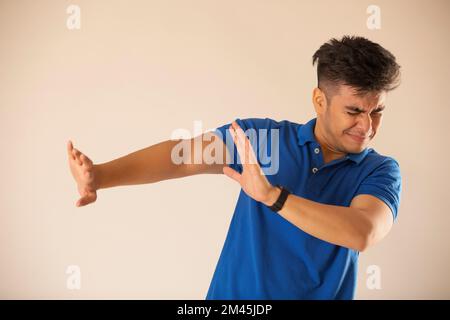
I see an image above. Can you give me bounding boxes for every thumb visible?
[76,192,96,207]
[223,166,242,184]
[76,197,89,207]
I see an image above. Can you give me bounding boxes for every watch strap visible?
[268,185,290,212]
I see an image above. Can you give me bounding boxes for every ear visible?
[312,87,327,115]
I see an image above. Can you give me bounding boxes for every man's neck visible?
[314,121,347,164]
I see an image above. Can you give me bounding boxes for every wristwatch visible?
[267,185,291,212]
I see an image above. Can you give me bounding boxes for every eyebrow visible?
[345,105,385,112]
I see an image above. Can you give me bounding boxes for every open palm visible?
[223,121,275,204]
[67,140,98,207]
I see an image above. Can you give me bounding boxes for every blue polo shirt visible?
[206,117,402,300]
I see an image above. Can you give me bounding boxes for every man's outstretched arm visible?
[67,132,227,207]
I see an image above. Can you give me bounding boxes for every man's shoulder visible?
[236,117,301,131]
[363,148,401,171]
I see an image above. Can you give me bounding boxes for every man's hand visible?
[67,140,98,207]
[223,121,280,206]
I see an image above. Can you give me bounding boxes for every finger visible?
[236,124,259,165]
[67,140,75,160]
[244,137,258,165]
[231,121,246,148]
[230,122,258,166]
[229,126,247,168]
[72,148,83,166]
[79,154,92,168]
[223,166,242,184]
[232,121,255,165]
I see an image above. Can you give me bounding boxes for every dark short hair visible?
[312,35,401,100]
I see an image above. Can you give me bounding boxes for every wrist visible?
[263,185,282,207]
[92,164,105,190]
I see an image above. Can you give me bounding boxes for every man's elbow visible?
[354,235,370,252]
[353,222,376,253]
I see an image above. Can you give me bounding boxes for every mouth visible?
[346,132,368,144]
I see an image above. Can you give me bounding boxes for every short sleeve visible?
[213,118,277,174]
[353,157,402,221]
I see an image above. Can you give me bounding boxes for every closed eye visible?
[345,105,385,116]
[347,111,383,116]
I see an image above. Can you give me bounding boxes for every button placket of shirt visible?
[306,144,322,198]
[311,144,323,174]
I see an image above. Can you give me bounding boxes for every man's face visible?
[317,84,386,154]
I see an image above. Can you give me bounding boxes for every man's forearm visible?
[93,139,188,189]
[265,190,372,251]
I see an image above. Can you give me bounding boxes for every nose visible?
[356,114,372,137]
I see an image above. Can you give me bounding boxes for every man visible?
[67,36,402,299]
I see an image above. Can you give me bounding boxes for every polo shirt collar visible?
[297,118,317,146]
[297,117,369,165]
